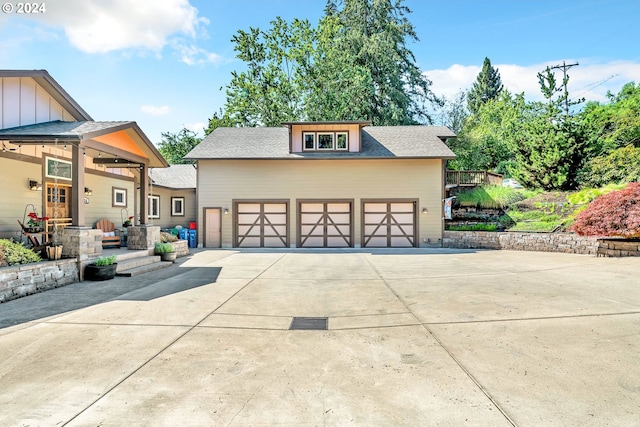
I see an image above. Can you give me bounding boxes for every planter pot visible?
[46,245,63,260]
[85,263,118,281]
[26,227,44,233]
[160,252,177,263]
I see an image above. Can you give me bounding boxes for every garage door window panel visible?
[363,201,417,247]
[298,201,352,248]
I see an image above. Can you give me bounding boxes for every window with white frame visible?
[148,195,160,219]
[302,131,348,151]
[171,197,185,216]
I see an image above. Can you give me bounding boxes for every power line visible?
[549,61,579,116]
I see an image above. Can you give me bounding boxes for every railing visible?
[446,170,503,187]
[45,218,72,242]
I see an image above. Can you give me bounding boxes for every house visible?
[148,164,197,229]
[0,70,191,259]
[184,121,456,248]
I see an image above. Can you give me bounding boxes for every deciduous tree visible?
[158,128,202,164]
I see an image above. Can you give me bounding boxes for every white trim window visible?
[45,157,72,180]
[336,132,348,150]
[302,131,348,151]
[317,133,334,150]
[303,132,316,150]
[171,197,185,216]
[148,195,160,219]
[112,187,127,207]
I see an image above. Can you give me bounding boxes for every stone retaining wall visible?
[443,231,598,255]
[597,239,640,257]
[171,240,190,258]
[0,259,78,303]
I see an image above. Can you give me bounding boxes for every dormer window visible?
[303,131,348,151]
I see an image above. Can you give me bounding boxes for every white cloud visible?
[23,0,222,63]
[184,122,206,134]
[141,105,170,116]
[172,41,222,66]
[425,60,640,103]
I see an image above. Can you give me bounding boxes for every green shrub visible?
[154,242,174,254]
[93,255,116,266]
[579,146,640,187]
[567,183,627,205]
[0,239,41,266]
[456,185,529,209]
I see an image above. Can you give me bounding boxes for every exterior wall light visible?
[29,179,42,191]
[422,208,428,214]
[224,208,229,215]
[84,187,93,196]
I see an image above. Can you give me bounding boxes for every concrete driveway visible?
[1,248,639,426]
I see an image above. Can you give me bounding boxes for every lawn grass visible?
[456,185,533,209]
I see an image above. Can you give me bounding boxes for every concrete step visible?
[116,255,161,273]
[116,260,173,277]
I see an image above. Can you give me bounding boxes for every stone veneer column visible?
[126,225,161,250]
[57,227,103,261]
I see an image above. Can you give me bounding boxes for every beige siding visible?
[147,187,196,229]
[1,77,75,129]
[0,157,44,239]
[84,173,135,229]
[196,159,444,247]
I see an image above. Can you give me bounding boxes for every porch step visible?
[116,260,173,277]
[115,254,160,272]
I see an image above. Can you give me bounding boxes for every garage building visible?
[185,121,456,248]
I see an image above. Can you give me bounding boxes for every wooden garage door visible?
[235,202,288,247]
[362,201,416,247]
[299,201,352,247]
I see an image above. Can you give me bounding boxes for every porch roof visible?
[0,120,168,168]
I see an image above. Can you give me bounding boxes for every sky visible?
[2,0,640,144]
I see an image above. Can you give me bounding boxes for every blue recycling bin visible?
[188,230,197,248]
[179,228,188,240]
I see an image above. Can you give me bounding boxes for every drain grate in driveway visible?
[289,317,328,330]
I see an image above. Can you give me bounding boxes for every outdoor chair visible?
[95,218,121,248]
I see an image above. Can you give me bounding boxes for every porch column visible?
[71,144,85,227]
[139,163,148,224]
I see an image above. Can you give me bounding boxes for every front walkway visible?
[1,249,639,426]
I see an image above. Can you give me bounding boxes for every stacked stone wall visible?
[127,226,161,250]
[0,259,78,303]
[597,239,640,257]
[443,231,598,255]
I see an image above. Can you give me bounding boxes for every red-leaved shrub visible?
[570,182,640,237]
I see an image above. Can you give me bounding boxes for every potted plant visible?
[155,242,177,262]
[26,211,49,233]
[84,255,117,281]
[122,216,134,228]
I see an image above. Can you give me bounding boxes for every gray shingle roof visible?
[0,120,133,140]
[149,164,197,189]
[185,125,456,160]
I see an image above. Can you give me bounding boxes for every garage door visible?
[299,201,352,247]
[235,202,288,247]
[362,201,416,247]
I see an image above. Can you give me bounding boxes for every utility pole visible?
[549,61,579,117]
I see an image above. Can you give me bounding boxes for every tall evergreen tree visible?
[307,0,441,125]
[467,57,503,114]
